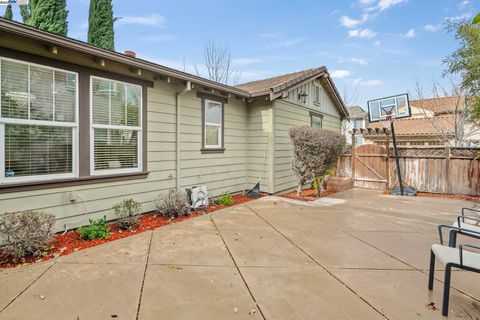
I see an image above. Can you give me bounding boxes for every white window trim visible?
[89,76,143,176]
[204,99,222,149]
[0,56,79,184]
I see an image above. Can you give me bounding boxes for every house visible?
[365,96,480,147]
[0,19,348,230]
[342,106,368,146]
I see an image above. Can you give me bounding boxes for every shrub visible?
[289,126,346,198]
[155,189,190,219]
[217,193,234,206]
[77,216,110,240]
[311,168,335,190]
[112,199,141,230]
[0,211,56,260]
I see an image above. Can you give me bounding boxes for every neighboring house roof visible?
[347,106,367,119]
[236,67,349,117]
[368,115,456,136]
[0,19,348,117]
[410,96,464,115]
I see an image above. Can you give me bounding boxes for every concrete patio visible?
[1,189,479,319]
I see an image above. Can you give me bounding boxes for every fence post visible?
[351,130,356,184]
[444,147,450,194]
[385,132,390,190]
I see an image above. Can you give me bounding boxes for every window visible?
[203,99,223,149]
[0,58,78,183]
[353,119,363,129]
[91,77,142,175]
[310,112,323,129]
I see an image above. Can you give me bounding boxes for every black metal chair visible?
[429,222,480,316]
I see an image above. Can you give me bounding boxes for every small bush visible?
[217,193,234,206]
[77,216,110,241]
[289,126,346,198]
[113,199,141,230]
[155,189,190,219]
[0,211,56,260]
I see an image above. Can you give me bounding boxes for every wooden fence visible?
[337,146,480,196]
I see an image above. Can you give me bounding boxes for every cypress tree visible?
[3,4,13,20]
[88,0,115,51]
[20,0,68,36]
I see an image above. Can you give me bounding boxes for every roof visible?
[236,68,324,95]
[0,18,348,117]
[236,67,349,117]
[347,106,367,119]
[410,96,465,115]
[368,115,456,136]
[0,18,250,98]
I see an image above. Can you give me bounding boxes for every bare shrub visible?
[113,199,141,230]
[289,126,346,198]
[0,211,56,260]
[154,189,190,219]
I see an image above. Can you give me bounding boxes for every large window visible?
[0,58,78,183]
[203,99,223,149]
[90,77,142,175]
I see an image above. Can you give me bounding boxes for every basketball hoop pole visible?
[389,118,405,196]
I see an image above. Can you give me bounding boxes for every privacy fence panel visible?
[338,147,479,196]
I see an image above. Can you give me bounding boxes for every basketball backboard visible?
[367,93,411,123]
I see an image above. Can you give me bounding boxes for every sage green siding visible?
[272,80,342,193]
[0,80,249,231]
[247,100,274,194]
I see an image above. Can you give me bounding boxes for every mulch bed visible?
[0,194,258,269]
[416,192,480,203]
[279,188,337,202]
[383,191,480,203]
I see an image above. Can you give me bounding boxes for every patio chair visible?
[429,242,480,316]
[442,207,480,247]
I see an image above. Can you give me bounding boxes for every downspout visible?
[176,81,191,189]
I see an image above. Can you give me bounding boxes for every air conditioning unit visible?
[186,185,209,210]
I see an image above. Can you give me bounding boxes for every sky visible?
[6,0,480,109]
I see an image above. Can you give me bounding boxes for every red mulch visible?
[0,194,258,269]
[383,190,480,203]
[279,188,337,202]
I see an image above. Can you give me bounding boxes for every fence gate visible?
[352,144,389,190]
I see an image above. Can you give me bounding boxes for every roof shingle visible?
[368,115,456,136]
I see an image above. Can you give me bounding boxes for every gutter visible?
[176,81,192,189]
[0,19,250,98]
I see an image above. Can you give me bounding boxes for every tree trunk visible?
[296,184,303,199]
[315,176,322,198]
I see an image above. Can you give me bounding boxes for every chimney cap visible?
[124,50,136,58]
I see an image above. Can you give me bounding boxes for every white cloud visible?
[377,0,407,11]
[362,79,383,86]
[340,16,362,28]
[232,58,263,67]
[117,13,165,27]
[459,0,469,9]
[350,58,368,65]
[348,28,377,39]
[445,13,472,22]
[373,39,382,46]
[358,0,376,5]
[403,28,416,38]
[331,70,351,79]
[424,24,441,32]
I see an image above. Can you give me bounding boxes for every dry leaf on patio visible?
[425,302,437,310]
[249,309,256,316]
[168,264,182,270]
[39,294,46,300]
[233,307,239,313]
